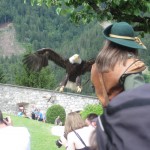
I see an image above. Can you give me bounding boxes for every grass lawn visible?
[4,114,65,150]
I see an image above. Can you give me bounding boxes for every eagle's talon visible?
[59,86,64,92]
[77,86,82,93]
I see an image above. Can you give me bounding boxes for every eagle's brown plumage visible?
[23,48,95,92]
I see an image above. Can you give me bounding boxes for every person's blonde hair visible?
[96,40,138,72]
[64,112,86,137]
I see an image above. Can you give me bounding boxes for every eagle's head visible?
[69,54,82,64]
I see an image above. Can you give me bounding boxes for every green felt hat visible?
[103,22,147,49]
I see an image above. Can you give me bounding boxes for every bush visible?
[144,73,150,83]
[80,104,103,119]
[46,104,66,124]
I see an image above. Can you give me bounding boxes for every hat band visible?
[109,34,146,49]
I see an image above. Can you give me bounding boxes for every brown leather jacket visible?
[91,59,146,107]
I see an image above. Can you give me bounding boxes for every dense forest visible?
[0,0,150,95]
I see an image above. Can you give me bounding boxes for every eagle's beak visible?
[74,54,79,62]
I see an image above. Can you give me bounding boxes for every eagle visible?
[23,48,95,93]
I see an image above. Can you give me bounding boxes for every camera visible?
[55,139,62,148]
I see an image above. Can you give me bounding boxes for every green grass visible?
[4,114,65,150]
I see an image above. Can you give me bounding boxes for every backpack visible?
[96,84,150,150]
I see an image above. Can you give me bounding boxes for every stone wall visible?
[0,84,99,115]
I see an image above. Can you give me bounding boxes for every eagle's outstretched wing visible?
[81,58,95,74]
[23,48,69,71]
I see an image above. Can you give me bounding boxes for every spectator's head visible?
[85,113,98,127]
[0,110,4,124]
[64,112,86,137]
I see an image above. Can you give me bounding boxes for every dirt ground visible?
[0,23,25,57]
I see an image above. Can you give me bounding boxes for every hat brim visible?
[103,25,146,50]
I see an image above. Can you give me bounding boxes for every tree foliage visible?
[0,54,57,90]
[27,0,150,33]
[0,0,149,96]
[0,65,6,83]
[80,104,103,119]
[15,65,56,89]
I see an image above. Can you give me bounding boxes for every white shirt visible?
[0,126,30,150]
[67,126,95,150]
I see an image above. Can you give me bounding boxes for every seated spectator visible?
[34,108,39,120]
[17,110,23,117]
[31,111,35,120]
[55,116,62,126]
[42,112,46,123]
[37,109,44,122]
[85,113,98,128]
[31,105,36,120]
[0,110,30,150]
[60,112,95,150]
[17,106,27,118]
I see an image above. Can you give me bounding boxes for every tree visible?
[26,0,150,33]
[15,65,56,89]
[80,104,103,119]
[0,65,6,83]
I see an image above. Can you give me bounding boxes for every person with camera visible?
[57,112,95,150]
[0,110,30,150]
